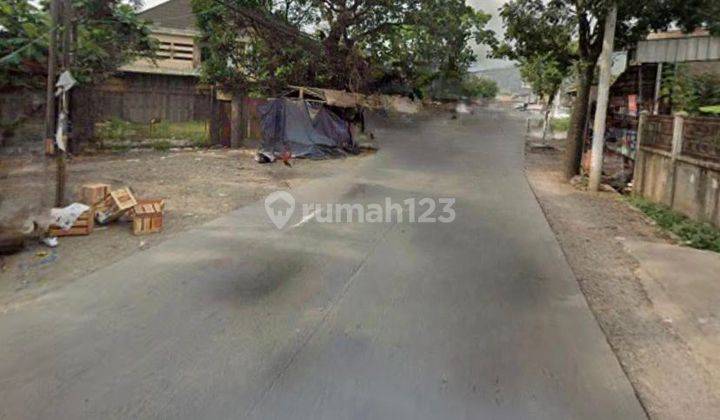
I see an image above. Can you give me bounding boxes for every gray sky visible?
[142,0,512,70]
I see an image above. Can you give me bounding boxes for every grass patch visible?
[627,195,720,252]
[151,140,173,151]
[551,117,570,133]
[699,105,720,115]
[96,118,209,145]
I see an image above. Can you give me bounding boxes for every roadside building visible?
[588,29,720,229]
[84,0,209,125]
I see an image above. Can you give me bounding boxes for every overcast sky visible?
[141,0,511,70]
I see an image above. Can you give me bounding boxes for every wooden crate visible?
[79,183,110,206]
[96,187,137,224]
[132,199,165,235]
[48,210,94,237]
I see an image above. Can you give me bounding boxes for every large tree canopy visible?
[492,0,720,178]
[0,0,155,91]
[192,0,491,96]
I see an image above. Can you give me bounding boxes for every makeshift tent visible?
[259,98,358,159]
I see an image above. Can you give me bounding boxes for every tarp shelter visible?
[285,86,365,108]
[259,98,358,159]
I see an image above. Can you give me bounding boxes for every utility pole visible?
[44,0,59,156]
[55,0,73,207]
[588,3,618,192]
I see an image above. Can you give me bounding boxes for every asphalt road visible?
[0,110,646,419]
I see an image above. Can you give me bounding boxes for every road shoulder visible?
[524,136,720,419]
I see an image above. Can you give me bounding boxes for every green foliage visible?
[96,119,209,144]
[491,0,720,174]
[0,0,155,91]
[96,117,137,140]
[460,76,498,99]
[662,65,720,114]
[491,0,573,112]
[368,0,493,95]
[627,195,720,252]
[0,0,48,89]
[491,0,575,69]
[151,140,172,151]
[192,0,492,95]
[551,117,570,132]
[519,53,567,104]
[700,105,720,115]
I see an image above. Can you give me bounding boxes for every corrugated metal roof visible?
[635,33,720,63]
[139,0,196,31]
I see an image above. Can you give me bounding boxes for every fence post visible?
[209,87,220,146]
[633,111,649,195]
[667,111,687,208]
[230,93,243,148]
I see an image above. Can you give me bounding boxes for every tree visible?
[0,0,154,139]
[0,0,155,90]
[492,0,720,179]
[192,0,492,95]
[366,0,492,96]
[662,64,720,114]
[461,76,497,99]
[519,53,568,142]
[490,0,575,142]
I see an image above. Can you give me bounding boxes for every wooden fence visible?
[1,73,213,149]
[218,97,269,147]
[74,73,211,126]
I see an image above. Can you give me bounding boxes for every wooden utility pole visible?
[54,0,73,207]
[44,0,60,152]
[588,4,618,192]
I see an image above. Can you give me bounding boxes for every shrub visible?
[627,195,720,252]
[551,117,570,132]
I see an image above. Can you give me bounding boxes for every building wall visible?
[120,28,201,76]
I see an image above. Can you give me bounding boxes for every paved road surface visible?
[0,111,646,419]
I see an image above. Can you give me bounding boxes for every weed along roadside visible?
[627,195,720,252]
[95,119,211,151]
[525,121,720,418]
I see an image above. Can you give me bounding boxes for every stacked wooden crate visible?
[80,183,110,207]
[96,187,138,224]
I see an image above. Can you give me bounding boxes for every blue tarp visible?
[259,99,357,159]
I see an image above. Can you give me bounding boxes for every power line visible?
[0,24,60,65]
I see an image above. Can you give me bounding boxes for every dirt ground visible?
[0,148,369,308]
[525,134,720,419]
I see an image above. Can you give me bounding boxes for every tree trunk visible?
[541,94,555,144]
[563,62,595,179]
[588,3,617,192]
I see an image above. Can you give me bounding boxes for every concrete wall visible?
[635,147,720,228]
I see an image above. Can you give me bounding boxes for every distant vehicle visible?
[526,103,544,112]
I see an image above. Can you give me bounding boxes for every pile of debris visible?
[0,183,165,256]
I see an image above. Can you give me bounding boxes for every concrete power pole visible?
[588,4,618,192]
